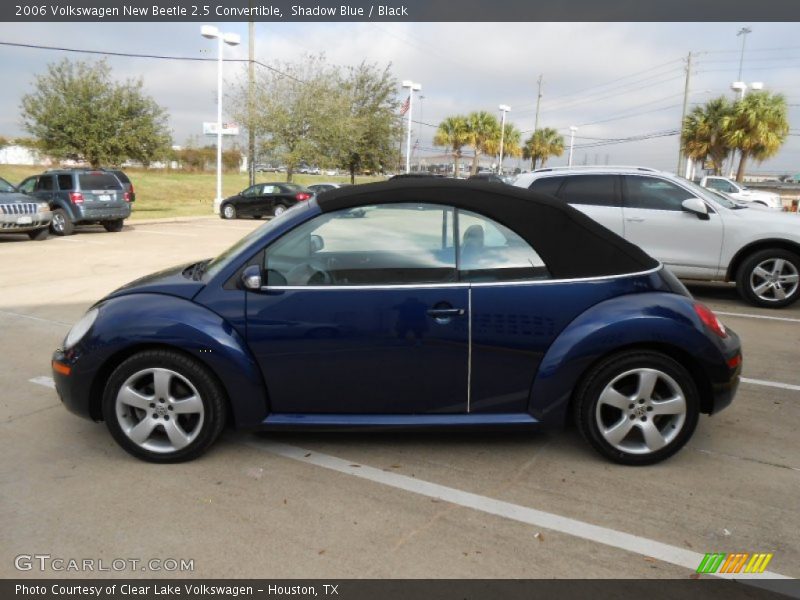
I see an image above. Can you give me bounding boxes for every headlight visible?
[37,202,50,212]
[64,308,99,349]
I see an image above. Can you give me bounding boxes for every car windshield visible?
[0,177,15,193]
[679,178,740,209]
[203,204,310,279]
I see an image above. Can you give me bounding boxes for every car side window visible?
[242,186,258,197]
[457,209,549,282]
[262,185,278,194]
[18,178,37,194]
[624,176,693,211]
[557,175,619,207]
[528,176,565,196]
[263,203,457,286]
[57,175,73,190]
[35,176,54,192]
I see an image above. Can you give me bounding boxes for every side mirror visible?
[241,264,262,290]
[681,198,710,220]
[310,234,324,253]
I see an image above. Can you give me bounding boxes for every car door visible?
[236,185,261,216]
[245,203,469,415]
[260,184,282,212]
[529,174,624,236]
[622,175,724,279]
[32,174,56,204]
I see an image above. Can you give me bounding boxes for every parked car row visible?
[219,182,315,219]
[0,168,133,240]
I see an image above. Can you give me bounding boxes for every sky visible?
[0,21,799,174]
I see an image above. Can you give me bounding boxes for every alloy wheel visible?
[750,258,800,303]
[595,368,687,455]
[273,205,286,216]
[52,213,65,233]
[115,367,205,453]
[223,205,236,219]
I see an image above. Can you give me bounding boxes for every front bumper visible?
[52,347,99,421]
[0,211,52,231]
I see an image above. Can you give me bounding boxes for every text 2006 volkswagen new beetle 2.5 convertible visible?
[52,179,742,465]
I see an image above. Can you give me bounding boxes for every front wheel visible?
[221,204,237,220]
[50,208,74,236]
[574,351,699,465]
[102,350,227,462]
[736,249,800,308]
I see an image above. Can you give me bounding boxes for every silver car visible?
[0,176,52,240]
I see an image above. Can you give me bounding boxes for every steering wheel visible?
[286,259,333,285]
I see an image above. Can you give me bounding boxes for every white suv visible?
[514,166,800,308]
[699,176,783,210]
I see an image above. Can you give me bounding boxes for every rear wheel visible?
[222,204,237,220]
[102,350,227,463]
[50,208,74,236]
[103,219,124,232]
[28,228,49,241]
[736,248,800,308]
[273,204,287,217]
[574,350,699,465]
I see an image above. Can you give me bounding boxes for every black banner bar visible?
[2,0,800,22]
[3,579,800,600]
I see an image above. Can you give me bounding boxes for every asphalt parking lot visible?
[0,218,798,581]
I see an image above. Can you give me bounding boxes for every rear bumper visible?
[707,328,742,414]
[75,205,131,222]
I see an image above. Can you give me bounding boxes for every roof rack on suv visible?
[533,165,660,173]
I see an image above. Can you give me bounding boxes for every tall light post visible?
[498,104,510,174]
[736,26,752,82]
[201,25,241,214]
[731,80,763,100]
[402,80,421,174]
[568,126,578,167]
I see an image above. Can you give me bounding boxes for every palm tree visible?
[523,128,565,169]
[433,115,469,177]
[681,97,732,176]
[493,122,523,170]
[723,91,789,181]
[465,111,500,175]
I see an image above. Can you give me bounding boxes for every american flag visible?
[399,95,411,116]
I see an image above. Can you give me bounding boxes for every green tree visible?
[495,122,523,169]
[465,111,500,175]
[681,97,732,175]
[329,62,402,183]
[523,127,565,169]
[433,115,469,177]
[723,91,790,181]
[20,59,171,167]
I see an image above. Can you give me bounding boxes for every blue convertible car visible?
[52,179,741,464]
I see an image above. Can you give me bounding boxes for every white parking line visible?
[29,376,55,389]
[741,377,800,392]
[0,310,71,326]
[248,440,789,580]
[131,229,198,237]
[55,237,107,245]
[716,311,800,324]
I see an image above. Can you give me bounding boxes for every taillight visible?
[295,192,311,201]
[123,192,130,202]
[69,192,84,204]
[694,303,727,338]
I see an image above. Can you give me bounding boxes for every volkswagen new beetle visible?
[52,180,742,465]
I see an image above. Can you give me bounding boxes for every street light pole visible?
[402,80,421,174]
[568,126,578,167]
[201,25,240,214]
[498,104,510,174]
[737,26,752,82]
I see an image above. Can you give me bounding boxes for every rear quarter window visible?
[558,175,620,207]
[528,176,565,196]
[78,174,122,191]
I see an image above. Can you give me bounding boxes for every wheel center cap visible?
[634,405,648,417]
[155,404,168,417]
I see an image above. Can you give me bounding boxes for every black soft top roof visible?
[317,178,659,279]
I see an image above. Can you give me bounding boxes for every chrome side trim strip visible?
[259,265,663,291]
[467,287,472,414]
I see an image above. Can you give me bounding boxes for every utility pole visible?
[676,51,692,177]
[248,19,255,187]
[533,74,543,133]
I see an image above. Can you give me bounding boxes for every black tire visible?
[50,208,74,236]
[221,204,237,220]
[102,350,227,463]
[574,350,699,466]
[103,219,124,232]
[273,204,288,217]
[28,228,49,241]
[736,248,800,308]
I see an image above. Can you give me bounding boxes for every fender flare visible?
[529,293,720,425]
[81,294,269,428]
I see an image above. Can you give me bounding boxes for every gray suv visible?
[18,169,131,236]
[0,176,52,240]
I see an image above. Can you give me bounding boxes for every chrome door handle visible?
[427,308,465,317]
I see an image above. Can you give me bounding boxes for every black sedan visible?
[220,183,313,219]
